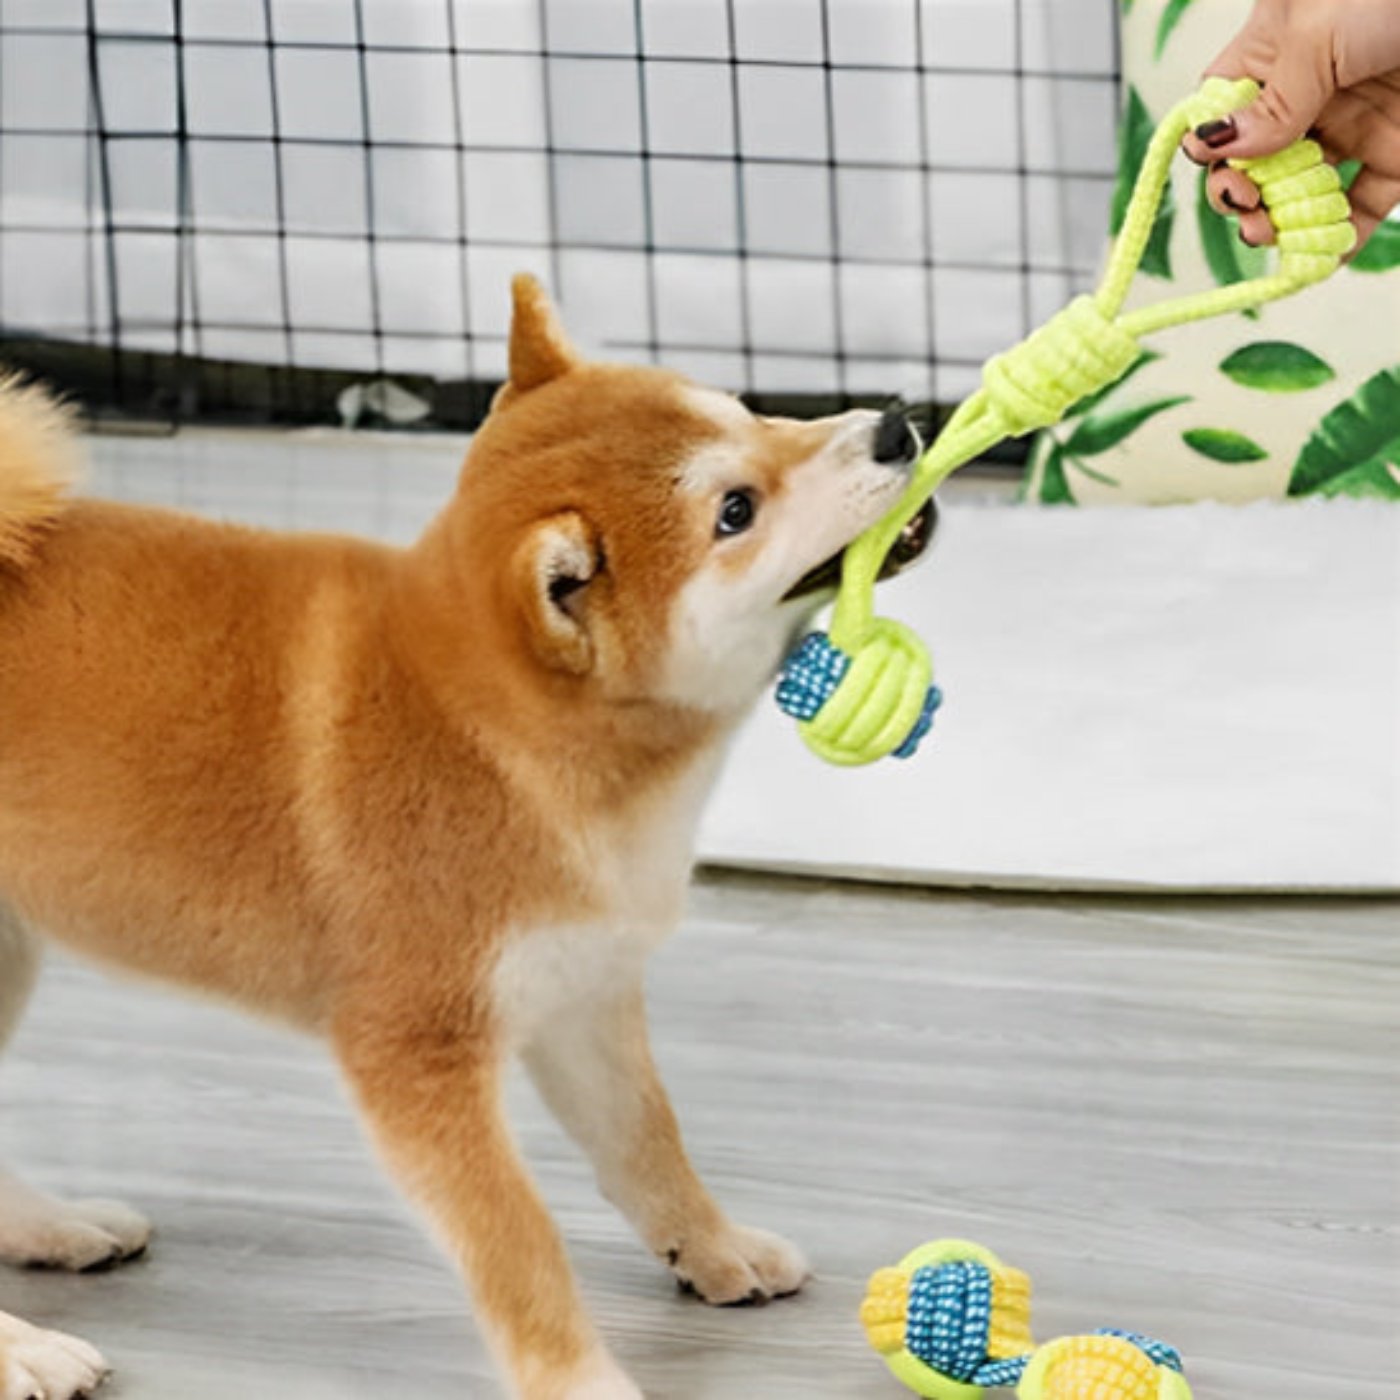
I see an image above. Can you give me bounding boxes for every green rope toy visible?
[775,77,1355,767]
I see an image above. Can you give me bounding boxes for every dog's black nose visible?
[873,408,918,466]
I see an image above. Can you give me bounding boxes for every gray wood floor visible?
[3,875,1396,1398]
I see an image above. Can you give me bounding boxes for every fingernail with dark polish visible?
[1195,117,1238,149]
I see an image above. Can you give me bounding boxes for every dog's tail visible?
[0,372,80,569]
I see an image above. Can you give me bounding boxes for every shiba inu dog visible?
[0,276,933,1400]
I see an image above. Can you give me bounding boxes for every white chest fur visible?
[489,745,726,1047]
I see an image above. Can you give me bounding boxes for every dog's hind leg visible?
[0,903,150,1272]
[0,906,116,1399]
[522,982,810,1306]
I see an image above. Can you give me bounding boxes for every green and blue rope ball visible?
[776,631,943,762]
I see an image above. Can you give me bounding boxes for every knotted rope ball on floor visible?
[860,1240,1192,1400]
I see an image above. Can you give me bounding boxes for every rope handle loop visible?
[775,77,1354,767]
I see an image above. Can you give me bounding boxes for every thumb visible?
[1197,50,1334,159]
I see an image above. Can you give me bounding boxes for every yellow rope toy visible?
[774,78,1355,766]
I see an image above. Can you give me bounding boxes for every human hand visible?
[1180,0,1400,250]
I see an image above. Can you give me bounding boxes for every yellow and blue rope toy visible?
[860,1240,1193,1400]
[775,78,1356,766]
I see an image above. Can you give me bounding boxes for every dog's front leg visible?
[522,984,810,1305]
[334,998,640,1400]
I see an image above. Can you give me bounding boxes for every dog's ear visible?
[512,511,603,676]
[502,273,578,399]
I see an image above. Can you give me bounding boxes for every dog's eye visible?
[716,489,757,538]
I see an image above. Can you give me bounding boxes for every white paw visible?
[64,1202,150,1261]
[669,1223,810,1306]
[0,1198,151,1272]
[0,1313,108,1400]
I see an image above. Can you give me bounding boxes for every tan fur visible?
[0,277,917,1400]
[0,374,80,570]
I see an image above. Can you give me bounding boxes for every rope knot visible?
[860,1241,1194,1400]
[860,1244,1036,1397]
[981,295,1140,438]
[775,623,941,766]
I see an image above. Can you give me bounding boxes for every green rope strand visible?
[784,77,1356,766]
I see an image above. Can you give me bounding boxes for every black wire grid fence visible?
[0,0,1119,436]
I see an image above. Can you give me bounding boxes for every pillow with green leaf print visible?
[1022,0,1399,505]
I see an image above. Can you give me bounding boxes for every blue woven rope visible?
[904,1260,993,1382]
[892,684,943,759]
[1097,1329,1184,1373]
[973,1355,1032,1387]
[774,632,943,757]
[774,633,849,722]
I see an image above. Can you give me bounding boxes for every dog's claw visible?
[728,1286,769,1308]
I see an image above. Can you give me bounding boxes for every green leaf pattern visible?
[1351,218,1400,274]
[1219,343,1336,393]
[1154,0,1196,59]
[1289,367,1400,498]
[1312,452,1400,499]
[1065,397,1192,456]
[1182,428,1269,463]
[1038,445,1075,505]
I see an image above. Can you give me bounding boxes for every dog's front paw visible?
[669,1223,810,1306]
[0,1198,151,1273]
[0,1313,109,1400]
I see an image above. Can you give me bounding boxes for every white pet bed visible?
[702,494,1400,891]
